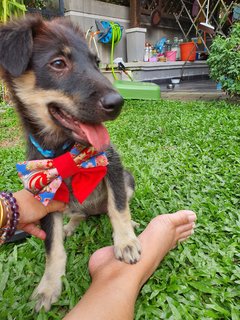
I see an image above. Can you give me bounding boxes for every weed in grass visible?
[0,100,239,319]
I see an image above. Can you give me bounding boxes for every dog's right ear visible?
[0,15,43,77]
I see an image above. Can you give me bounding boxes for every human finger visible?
[46,200,66,214]
[21,224,46,240]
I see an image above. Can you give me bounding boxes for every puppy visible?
[0,15,141,311]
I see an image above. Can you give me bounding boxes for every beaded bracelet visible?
[0,192,19,245]
[0,199,4,227]
[0,197,11,245]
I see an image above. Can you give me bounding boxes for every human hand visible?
[13,190,66,240]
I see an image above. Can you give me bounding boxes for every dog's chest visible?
[65,178,108,216]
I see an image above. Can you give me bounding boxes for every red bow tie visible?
[16,145,108,205]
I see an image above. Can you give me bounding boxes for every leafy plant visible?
[24,0,47,9]
[0,0,26,23]
[208,22,240,97]
[24,0,59,10]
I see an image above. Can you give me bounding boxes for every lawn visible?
[0,99,239,319]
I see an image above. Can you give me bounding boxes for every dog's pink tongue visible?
[80,123,110,151]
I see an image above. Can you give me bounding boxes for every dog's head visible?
[0,15,124,151]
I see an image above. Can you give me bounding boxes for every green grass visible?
[0,99,240,319]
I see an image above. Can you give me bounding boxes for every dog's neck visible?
[27,133,75,160]
[29,135,72,158]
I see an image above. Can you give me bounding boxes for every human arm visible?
[0,190,66,240]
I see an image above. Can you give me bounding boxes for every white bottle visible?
[149,46,152,61]
[144,45,149,62]
[172,37,179,60]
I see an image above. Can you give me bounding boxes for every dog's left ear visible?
[0,15,43,77]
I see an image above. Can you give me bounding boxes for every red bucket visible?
[180,42,196,61]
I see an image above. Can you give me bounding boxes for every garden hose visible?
[110,22,122,80]
[95,20,122,81]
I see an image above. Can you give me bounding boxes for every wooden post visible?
[130,0,141,28]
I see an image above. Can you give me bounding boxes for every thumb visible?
[46,200,66,214]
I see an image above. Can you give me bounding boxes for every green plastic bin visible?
[113,80,161,100]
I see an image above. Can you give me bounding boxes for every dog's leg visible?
[124,169,135,200]
[124,170,140,229]
[106,162,141,264]
[31,213,66,312]
[107,183,141,264]
[64,212,87,237]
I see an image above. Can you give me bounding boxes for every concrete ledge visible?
[123,60,208,70]
[101,61,209,82]
[161,91,227,101]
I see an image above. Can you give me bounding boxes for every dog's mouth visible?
[49,106,110,152]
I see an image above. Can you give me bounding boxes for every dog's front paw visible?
[114,236,141,264]
[131,220,140,229]
[63,223,76,238]
[31,277,62,312]
[63,214,87,238]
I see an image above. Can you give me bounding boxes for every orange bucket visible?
[180,42,196,61]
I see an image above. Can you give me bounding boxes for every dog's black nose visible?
[101,92,124,112]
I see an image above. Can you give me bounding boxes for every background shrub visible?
[208,22,240,97]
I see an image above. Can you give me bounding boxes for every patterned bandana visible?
[16,144,108,206]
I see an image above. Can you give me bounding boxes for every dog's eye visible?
[50,59,66,70]
[96,58,100,68]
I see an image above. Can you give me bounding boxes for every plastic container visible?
[171,78,181,84]
[125,28,147,62]
[158,54,166,62]
[180,42,196,61]
[150,56,157,62]
[165,50,177,61]
[114,80,161,100]
[165,39,172,52]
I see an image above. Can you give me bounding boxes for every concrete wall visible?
[64,0,184,63]
[65,0,129,63]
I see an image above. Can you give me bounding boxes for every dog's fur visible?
[0,15,141,311]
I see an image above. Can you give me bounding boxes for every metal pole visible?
[59,0,64,16]
[206,0,210,23]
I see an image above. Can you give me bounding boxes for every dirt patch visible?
[0,125,24,148]
[0,136,24,148]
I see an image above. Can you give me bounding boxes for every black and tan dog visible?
[0,15,141,311]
